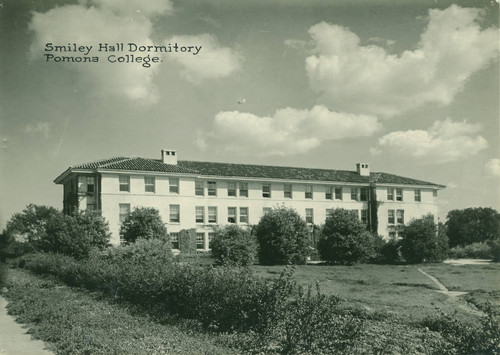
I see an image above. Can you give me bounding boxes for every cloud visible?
[165,34,242,83]
[375,119,488,163]
[485,159,500,177]
[25,122,51,138]
[284,39,308,50]
[29,1,173,104]
[305,5,498,117]
[203,105,380,155]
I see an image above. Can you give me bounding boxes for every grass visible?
[1,268,234,355]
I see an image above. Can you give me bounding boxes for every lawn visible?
[252,263,500,323]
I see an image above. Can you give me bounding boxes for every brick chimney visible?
[356,163,370,176]
[161,149,178,165]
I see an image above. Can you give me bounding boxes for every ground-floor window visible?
[196,233,205,249]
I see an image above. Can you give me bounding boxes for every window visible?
[361,209,368,224]
[414,189,421,202]
[388,231,396,240]
[388,210,395,224]
[305,208,314,224]
[208,181,217,196]
[227,182,237,197]
[284,184,293,198]
[144,176,155,193]
[335,187,342,200]
[360,188,368,201]
[208,232,214,249]
[208,207,217,223]
[396,209,404,224]
[240,207,249,223]
[169,204,180,223]
[195,206,205,223]
[87,176,95,193]
[396,188,403,201]
[262,184,271,198]
[387,188,394,201]
[228,207,237,223]
[87,202,96,211]
[326,208,334,219]
[305,185,313,199]
[119,175,130,192]
[196,233,205,250]
[169,177,179,194]
[325,186,333,200]
[263,207,272,215]
[195,180,204,196]
[351,187,359,201]
[170,233,179,249]
[119,203,130,223]
[433,190,438,197]
[239,182,248,197]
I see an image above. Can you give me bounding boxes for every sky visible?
[0,0,499,228]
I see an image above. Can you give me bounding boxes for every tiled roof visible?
[58,157,444,187]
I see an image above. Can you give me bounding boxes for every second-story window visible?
[87,176,95,193]
[284,184,293,198]
[396,209,404,224]
[227,182,237,197]
[196,206,205,223]
[169,177,179,194]
[208,207,217,223]
[239,182,248,197]
[228,207,237,223]
[119,175,130,192]
[387,188,394,201]
[360,188,368,201]
[262,184,271,198]
[325,186,333,200]
[195,180,204,196]
[388,210,395,224]
[335,187,343,200]
[169,205,180,223]
[144,176,155,193]
[351,187,359,201]
[305,208,314,224]
[305,185,313,199]
[240,207,249,223]
[208,181,217,196]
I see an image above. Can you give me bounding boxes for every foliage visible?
[488,239,500,262]
[210,225,257,266]
[448,242,493,259]
[378,239,401,264]
[399,214,449,264]
[0,231,34,261]
[446,207,500,248]
[178,229,197,253]
[38,210,111,259]
[120,207,168,244]
[318,208,376,265]
[255,206,311,265]
[4,204,59,244]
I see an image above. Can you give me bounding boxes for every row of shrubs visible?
[15,245,363,354]
[448,241,500,261]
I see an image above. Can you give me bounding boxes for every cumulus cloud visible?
[24,122,51,138]
[29,1,172,104]
[203,105,380,155]
[165,34,242,83]
[374,119,488,163]
[485,159,500,177]
[306,5,498,117]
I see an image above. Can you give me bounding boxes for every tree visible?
[446,208,500,247]
[400,214,448,263]
[255,206,311,265]
[120,207,168,244]
[5,204,59,245]
[210,225,257,266]
[318,208,376,265]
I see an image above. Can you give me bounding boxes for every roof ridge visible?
[179,160,356,173]
[71,156,129,169]
[99,157,133,168]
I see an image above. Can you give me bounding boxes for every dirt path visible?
[417,268,485,317]
[0,296,53,355]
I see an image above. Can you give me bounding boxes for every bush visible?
[4,204,60,245]
[446,207,500,247]
[120,207,168,244]
[210,225,257,266]
[378,239,401,264]
[318,209,375,265]
[255,206,311,265]
[489,239,500,262]
[400,214,448,264]
[448,242,493,259]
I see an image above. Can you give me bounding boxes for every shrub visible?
[448,242,493,259]
[178,229,197,253]
[210,225,257,266]
[400,214,448,264]
[318,208,375,265]
[378,239,401,264]
[120,207,168,244]
[4,204,60,245]
[446,207,500,247]
[255,206,311,265]
[489,239,500,262]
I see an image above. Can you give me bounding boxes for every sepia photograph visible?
[0,0,499,353]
